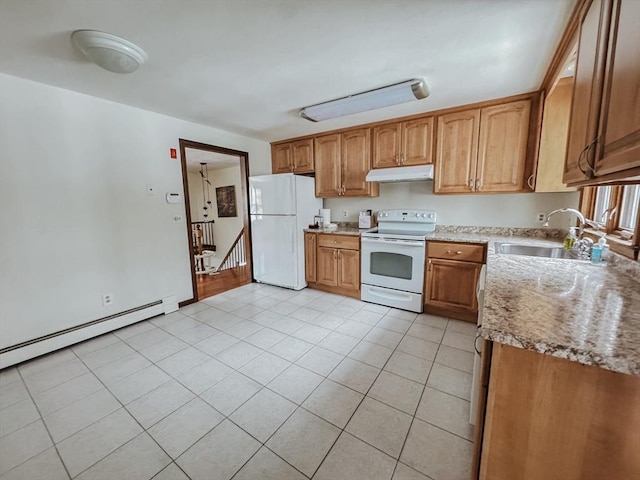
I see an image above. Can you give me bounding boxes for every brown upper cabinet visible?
[271,138,314,174]
[315,128,379,198]
[372,117,434,168]
[564,0,640,185]
[435,99,532,194]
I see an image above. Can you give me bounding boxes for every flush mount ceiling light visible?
[300,79,429,122]
[71,30,147,74]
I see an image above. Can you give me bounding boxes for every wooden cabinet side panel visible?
[304,232,317,283]
[536,79,577,192]
[316,247,338,286]
[337,249,360,292]
[372,124,402,168]
[564,0,610,184]
[314,134,342,197]
[342,128,372,196]
[292,138,315,173]
[271,144,292,173]
[425,259,480,313]
[595,0,640,176]
[477,100,531,192]
[434,110,480,193]
[480,343,640,480]
[403,117,435,165]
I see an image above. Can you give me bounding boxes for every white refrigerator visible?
[249,173,322,290]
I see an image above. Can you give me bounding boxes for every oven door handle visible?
[361,237,425,247]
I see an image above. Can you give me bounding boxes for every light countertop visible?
[480,237,639,376]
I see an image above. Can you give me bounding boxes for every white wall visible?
[187,166,244,267]
[325,183,580,229]
[0,73,270,349]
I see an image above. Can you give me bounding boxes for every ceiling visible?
[0,0,576,143]
[185,148,240,172]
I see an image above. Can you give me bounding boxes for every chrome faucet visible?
[543,208,586,237]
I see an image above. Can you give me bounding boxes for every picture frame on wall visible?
[216,185,237,217]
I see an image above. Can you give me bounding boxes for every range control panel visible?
[377,209,437,224]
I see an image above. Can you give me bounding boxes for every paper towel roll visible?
[320,209,331,226]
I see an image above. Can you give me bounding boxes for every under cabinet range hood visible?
[365,165,434,183]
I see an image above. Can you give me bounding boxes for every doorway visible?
[179,139,253,302]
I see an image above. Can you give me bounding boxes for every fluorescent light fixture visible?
[72,30,147,74]
[300,79,429,122]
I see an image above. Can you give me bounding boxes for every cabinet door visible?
[342,128,375,196]
[271,144,292,174]
[372,123,402,168]
[304,232,317,283]
[425,258,481,314]
[316,247,338,286]
[337,249,360,292]
[292,138,315,173]
[594,0,640,177]
[564,0,611,184]
[315,134,342,197]
[477,100,531,192]
[403,117,434,166]
[434,110,480,193]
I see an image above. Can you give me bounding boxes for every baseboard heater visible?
[0,296,178,369]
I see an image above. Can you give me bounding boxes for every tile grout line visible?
[13,367,73,480]
[69,347,196,480]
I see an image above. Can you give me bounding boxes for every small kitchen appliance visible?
[361,209,437,312]
[358,210,376,229]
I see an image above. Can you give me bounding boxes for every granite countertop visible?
[480,238,640,376]
[303,226,373,235]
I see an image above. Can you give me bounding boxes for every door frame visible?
[178,138,252,305]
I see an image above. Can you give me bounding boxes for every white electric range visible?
[361,209,437,312]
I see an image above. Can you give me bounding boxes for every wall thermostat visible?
[166,192,183,204]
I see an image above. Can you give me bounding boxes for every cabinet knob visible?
[469,178,474,189]
[446,250,463,255]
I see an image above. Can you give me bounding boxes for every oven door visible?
[361,237,426,293]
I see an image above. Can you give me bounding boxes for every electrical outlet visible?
[343,210,348,218]
[102,293,113,306]
[537,212,546,222]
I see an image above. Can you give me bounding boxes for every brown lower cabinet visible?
[424,241,487,322]
[476,343,640,480]
[305,232,360,299]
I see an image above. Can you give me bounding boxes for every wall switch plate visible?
[102,293,113,306]
[537,212,546,222]
[343,210,348,218]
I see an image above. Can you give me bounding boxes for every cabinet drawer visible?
[318,234,360,250]
[427,242,485,263]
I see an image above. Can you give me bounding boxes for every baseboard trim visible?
[0,301,165,369]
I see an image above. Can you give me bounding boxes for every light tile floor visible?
[0,284,477,480]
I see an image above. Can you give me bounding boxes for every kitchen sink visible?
[494,242,580,260]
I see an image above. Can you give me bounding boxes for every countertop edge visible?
[480,326,638,376]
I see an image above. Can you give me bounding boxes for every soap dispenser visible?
[563,227,578,250]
